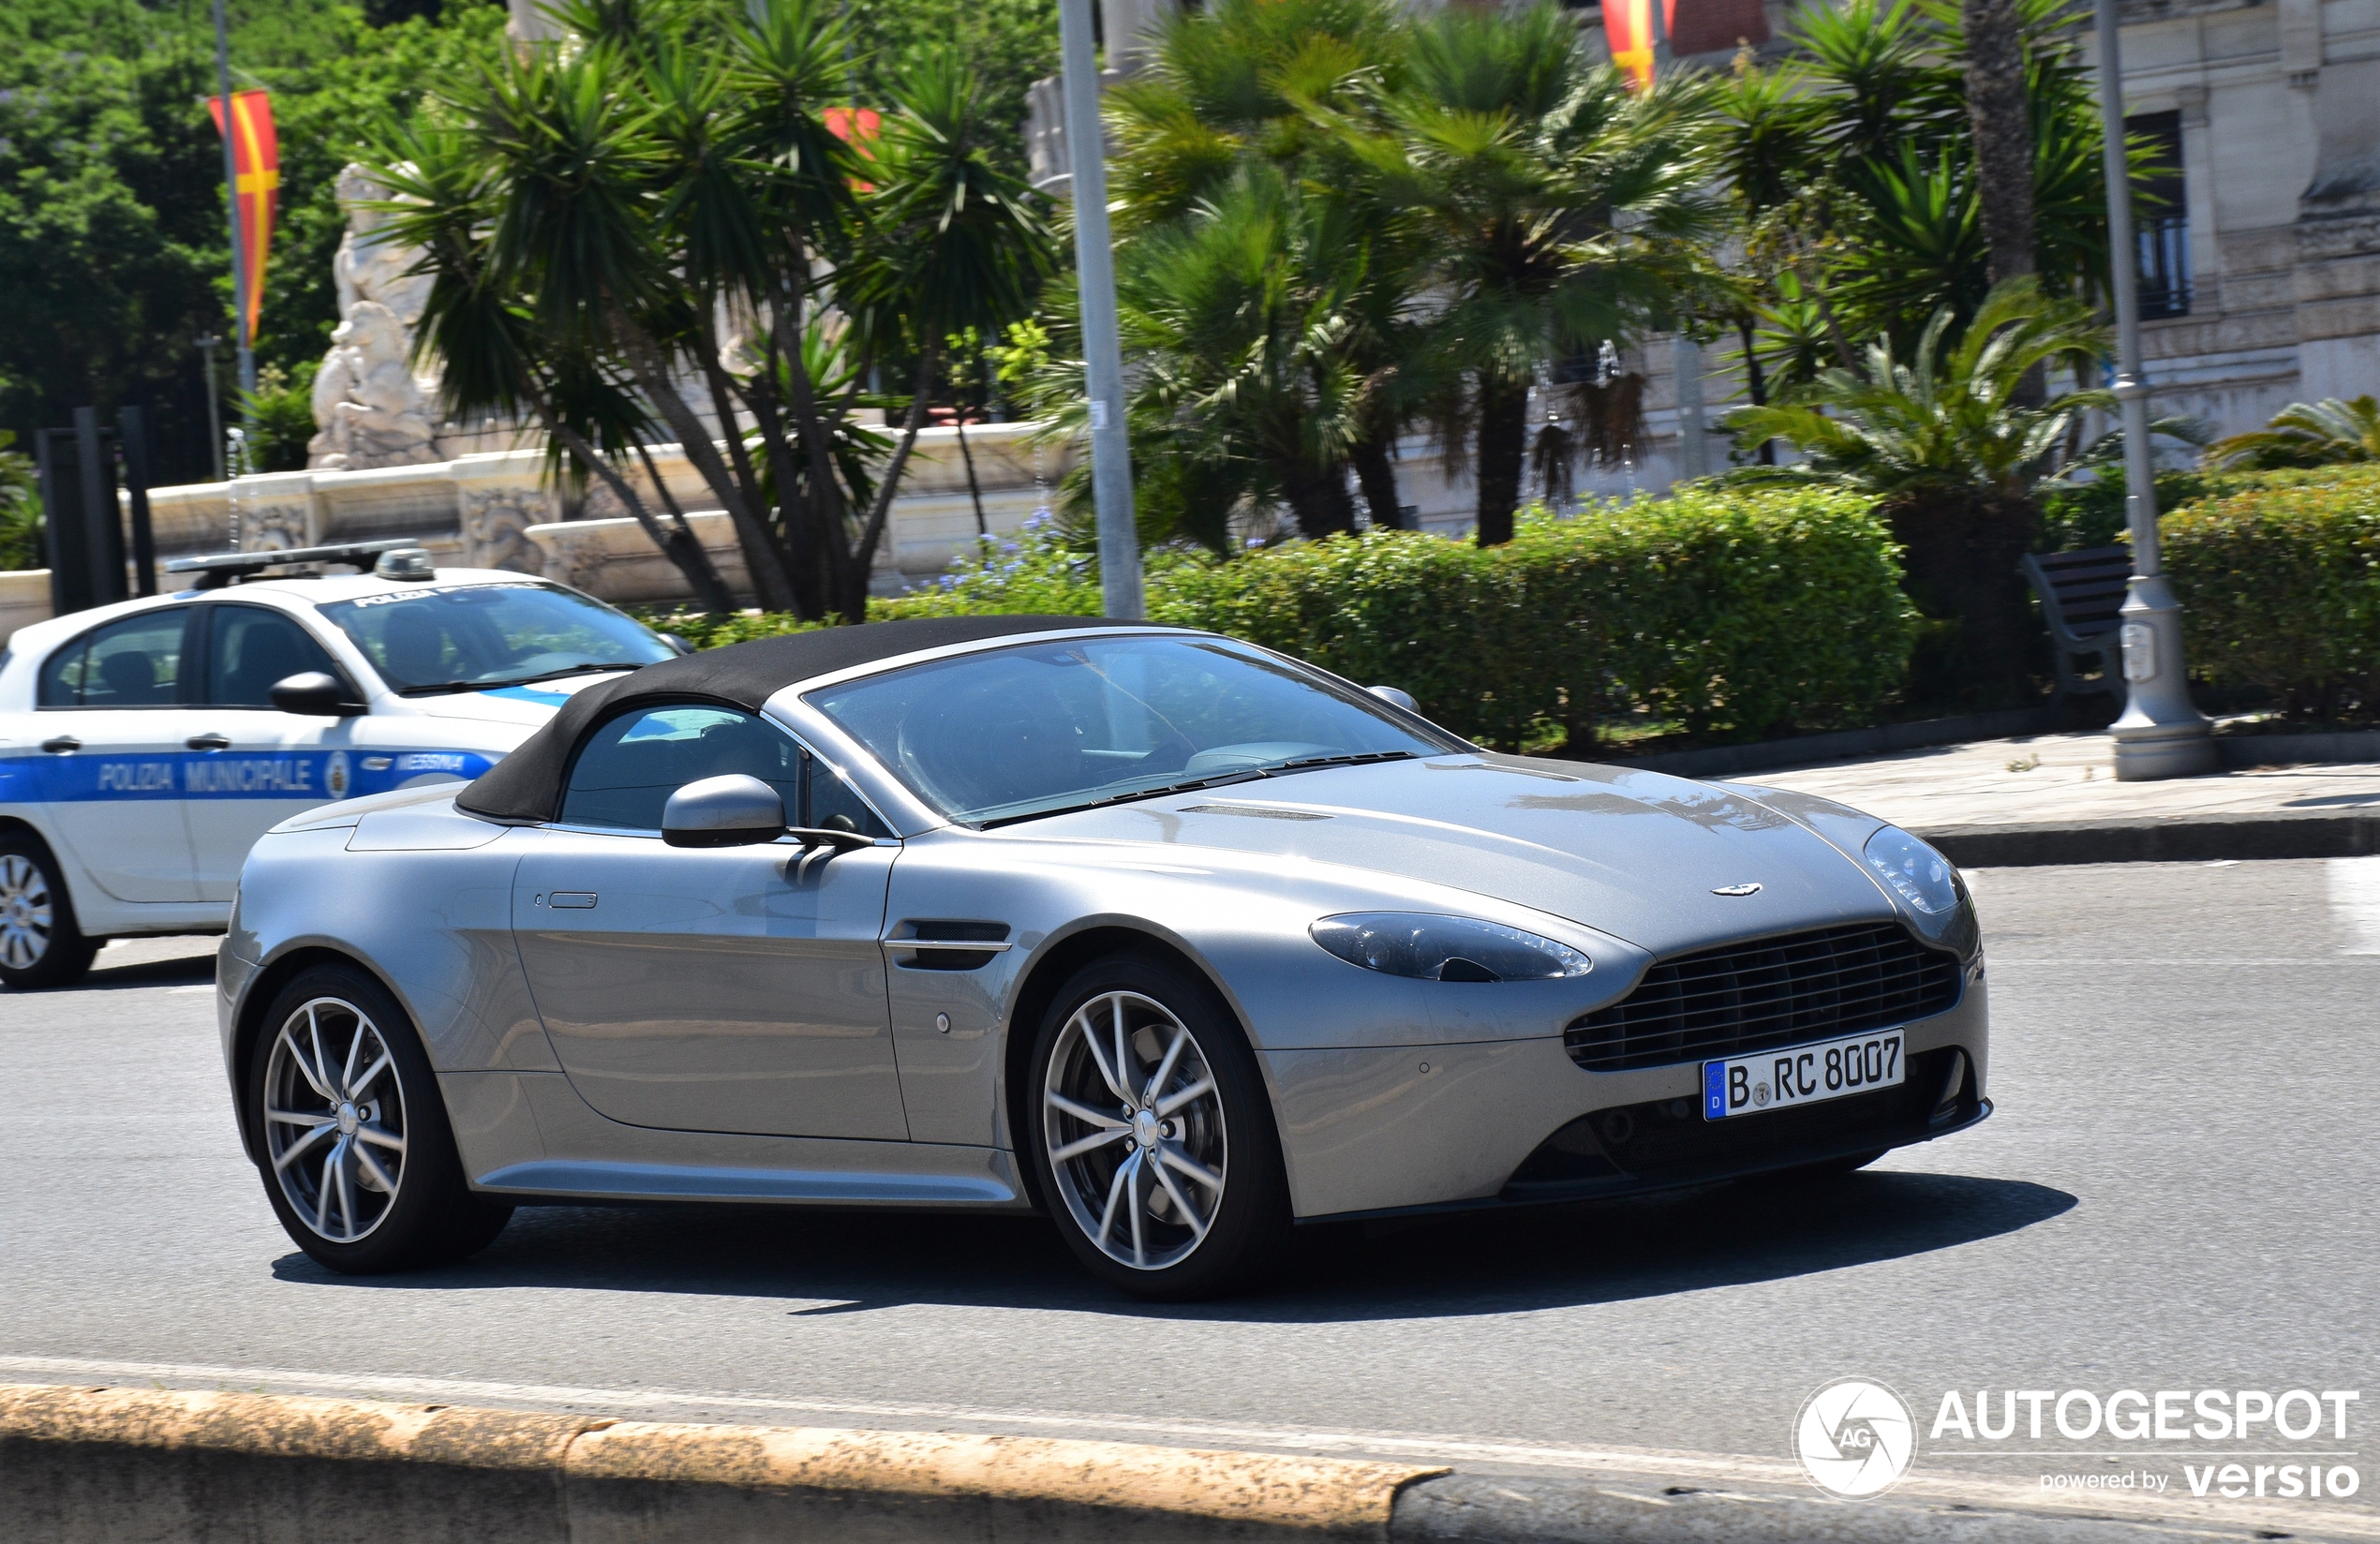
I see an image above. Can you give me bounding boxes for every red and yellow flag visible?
[208,90,279,346]
[1606,0,1693,91]
[825,106,882,192]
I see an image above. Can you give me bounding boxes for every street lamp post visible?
[1054,0,1146,620]
[2093,0,2215,779]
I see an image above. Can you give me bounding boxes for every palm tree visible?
[2204,396,2380,470]
[1107,0,1421,531]
[372,0,1052,624]
[1726,276,2109,705]
[1958,0,2036,291]
[1119,166,1367,546]
[1331,3,1725,545]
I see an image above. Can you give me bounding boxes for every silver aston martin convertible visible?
[218,615,1989,1298]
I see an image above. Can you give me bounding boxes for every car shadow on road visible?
[46,948,216,992]
[268,1167,2076,1323]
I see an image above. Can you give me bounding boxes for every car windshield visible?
[808,633,1460,827]
[315,582,674,693]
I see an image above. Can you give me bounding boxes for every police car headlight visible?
[1864,825,1959,915]
[1311,913,1591,982]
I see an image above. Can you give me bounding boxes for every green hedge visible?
[2164,466,2380,716]
[821,487,1909,750]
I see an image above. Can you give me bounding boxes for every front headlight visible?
[1310,913,1592,983]
[1864,825,1960,914]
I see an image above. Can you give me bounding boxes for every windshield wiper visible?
[395,661,640,697]
[973,751,1417,830]
[975,769,1266,830]
[1257,750,1418,775]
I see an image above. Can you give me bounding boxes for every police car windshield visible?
[315,582,674,694]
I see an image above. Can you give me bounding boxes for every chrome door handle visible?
[186,733,231,750]
[39,735,80,753]
[546,892,597,909]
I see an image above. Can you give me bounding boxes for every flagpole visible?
[210,0,255,420]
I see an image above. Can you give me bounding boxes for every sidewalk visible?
[1734,729,2380,865]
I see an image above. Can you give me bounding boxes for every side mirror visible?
[271,671,366,718]
[661,631,695,657]
[1367,685,1419,713]
[662,774,786,848]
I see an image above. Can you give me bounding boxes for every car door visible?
[511,702,909,1140]
[180,602,366,901]
[30,607,200,903]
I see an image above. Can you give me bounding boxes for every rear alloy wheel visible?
[249,965,511,1272]
[1031,956,1288,1299]
[0,838,97,990]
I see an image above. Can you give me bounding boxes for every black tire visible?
[1026,952,1290,1300]
[246,962,513,1272]
[0,834,97,990]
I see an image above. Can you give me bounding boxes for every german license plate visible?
[1703,1031,1903,1120]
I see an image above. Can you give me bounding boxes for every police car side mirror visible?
[271,672,366,718]
[662,774,786,848]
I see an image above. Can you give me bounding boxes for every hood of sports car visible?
[1021,755,1899,958]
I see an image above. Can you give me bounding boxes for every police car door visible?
[181,602,360,901]
[27,607,201,903]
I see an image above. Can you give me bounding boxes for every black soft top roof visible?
[455,614,1156,824]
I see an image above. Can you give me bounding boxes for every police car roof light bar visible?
[164,539,424,589]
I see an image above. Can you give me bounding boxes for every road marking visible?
[2331,856,2380,954]
[1,1357,2373,1536]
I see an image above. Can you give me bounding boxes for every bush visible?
[868,485,1914,750]
[2163,466,2380,718]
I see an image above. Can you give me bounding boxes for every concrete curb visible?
[1914,809,2380,867]
[0,1384,1442,1542]
[7,1384,2372,1544]
[1393,1474,2376,1543]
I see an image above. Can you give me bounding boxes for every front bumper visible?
[1267,971,1989,1220]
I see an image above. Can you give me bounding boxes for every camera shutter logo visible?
[1795,1377,1916,1498]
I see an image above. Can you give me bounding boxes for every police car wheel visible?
[248,963,513,1272]
[0,837,97,990]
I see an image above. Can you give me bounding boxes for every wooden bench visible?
[2020,545,2133,699]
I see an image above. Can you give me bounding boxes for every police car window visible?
[561,705,802,832]
[316,583,673,694]
[206,607,343,708]
[37,610,187,708]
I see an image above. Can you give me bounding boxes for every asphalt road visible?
[3,858,2374,1508]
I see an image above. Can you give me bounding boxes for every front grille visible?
[1507,1047,1975,1195]
[1564,923,1960,1072]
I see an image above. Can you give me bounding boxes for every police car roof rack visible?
[164,539,424,589]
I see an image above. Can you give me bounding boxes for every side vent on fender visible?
[885,919,1013,972]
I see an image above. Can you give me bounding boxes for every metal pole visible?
[211,0,256,412]
[197,334,225,482]
[1055,0,1145,620]
[2092,0,2213,779]
[1641,0,1709,482]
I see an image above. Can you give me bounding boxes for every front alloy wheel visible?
[247,964,512,1272]
[1043,990,1229,1271]
[262,998,409,1243]
[1030,956,1289,1299]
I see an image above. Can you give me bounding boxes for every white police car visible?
[0,541,680,987]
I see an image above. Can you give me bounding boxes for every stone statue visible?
[306,165,443,471]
